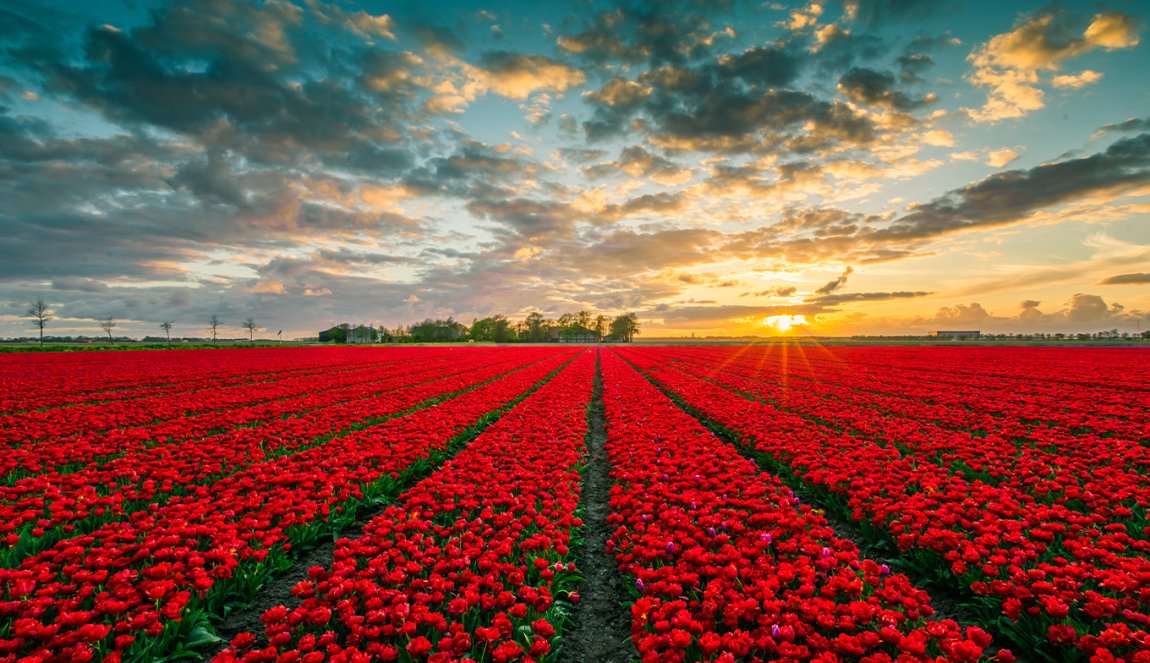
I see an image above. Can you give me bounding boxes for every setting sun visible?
[763,315,809,333]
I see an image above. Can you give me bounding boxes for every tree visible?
[100,316,116,341]
[470,315,515,343]
[160,321,173,345]
[609,312,640,343]
[208,315,220,344]
[409,317,467,343]
[242,317,258,342]
[26,298,51,346]
[523,312,548,342]
[593,314,608,342]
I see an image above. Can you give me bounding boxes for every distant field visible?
[1,345,1146,662]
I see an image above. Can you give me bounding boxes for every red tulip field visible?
[0,345,1147,662]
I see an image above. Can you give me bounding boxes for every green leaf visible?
[184,625,225,648]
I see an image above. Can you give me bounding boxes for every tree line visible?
[326,311,640,344]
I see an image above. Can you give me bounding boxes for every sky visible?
[1,0,1148,339]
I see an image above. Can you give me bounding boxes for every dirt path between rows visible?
[559,350,637,663]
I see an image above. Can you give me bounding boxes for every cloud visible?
[556,3,730,67]
[1091,116,1150,138]
[1098,273,1150,285]
[986,147,1022,168]
[1051,70,1102,89]
[838,67,936,111]
[1019,299,1044,322]
[951,146,1023,168]
[815,266,853,295]
[966,10,1141,121]
[584,145,691,185]
[876,131,1150,241]
[810,290,930,306]
[1065,293,1111,323]
[933,302,994,324]
[742,286,798,298]
[580,43,883,155]
[475,52,585,100]
[52,277,109,293]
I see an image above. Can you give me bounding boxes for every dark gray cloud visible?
[838,67,934,111]
[25,2,422,170]
[577,40,879,155]
[1094,117,1150,137]
[556,1,731,67]
[877,132,1150,241]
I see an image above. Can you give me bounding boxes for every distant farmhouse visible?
[931,330,981,340]
[319,324,380,344]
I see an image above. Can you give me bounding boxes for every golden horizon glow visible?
[763,314,810,334]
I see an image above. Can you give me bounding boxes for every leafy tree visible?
[609,312,640,342]
[26,299,51,345]
[409,317,467,343]
[471,314,517,340]
[208,315,220,344]
[160,321,173,345]
[242,317,259,342]
[491,315,515,343]
[470,315,515,343]
[100,316,116,341]
[522,312,548,342]
[593,314,608,342]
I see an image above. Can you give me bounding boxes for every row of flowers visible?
[641,346,1150,521]
[1,350,551,568]
[649,345,1148,467]
[0,348,578,662]
[0,348,363,414]
[618,347,1150,661]
[218,350,597,662]
[598,350,1001,662]
[1,347,486,452]
[654,344,1146,442]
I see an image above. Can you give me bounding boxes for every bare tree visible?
[242,317,258,342]
[208,315,220,344]
[26,299,51,346]
[100,316,116,341]
[160,321,173,345]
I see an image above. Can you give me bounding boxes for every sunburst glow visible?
[763,315,809,333]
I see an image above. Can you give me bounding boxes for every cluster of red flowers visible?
[4,344,1145,662]
[599,350,1000,662]
[1,348,491,479]
[617,345,1150,661]
[2,348,546,567]
[0,347,577,662]
[217,351,596,663]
